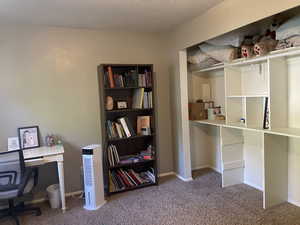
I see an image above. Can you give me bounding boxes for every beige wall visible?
[172,0,300,50]
[0,25,174,193]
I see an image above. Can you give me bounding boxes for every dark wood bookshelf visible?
[106,108,153,113]
[105,86,152,90]
[107,134,154,142]
[109,158,155,169]
[110,182,156,194]
[97,63,158,196]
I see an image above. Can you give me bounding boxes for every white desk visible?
[23,145,66,212]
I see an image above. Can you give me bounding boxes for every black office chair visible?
[0,150,41,225]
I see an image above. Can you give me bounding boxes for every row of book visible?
[109,168,156,192]
[143,91,153,109]
[107,144,120,167]
[105,66,152,88]
[106,117,136,139]
[132,88,153,109]
[138,71,152,88]
[107,144,154,167]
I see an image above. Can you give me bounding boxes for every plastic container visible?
[46,184,61,209]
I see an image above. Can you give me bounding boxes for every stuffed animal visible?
[254,39,278,56]
[241,45,254,58]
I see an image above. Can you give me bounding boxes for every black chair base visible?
[0,199,41,225]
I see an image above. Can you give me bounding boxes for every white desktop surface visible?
[24,145,66,212]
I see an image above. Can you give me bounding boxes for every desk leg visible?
[57,161,66,212]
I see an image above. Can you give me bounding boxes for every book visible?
[132,88,144,109]
[124,117,136,136]
[115,123,123,138]
[137,116,151,135]
[143,92,148,108]
[107,66,115,88]
[148,91,153,108]
[118,117,131,137]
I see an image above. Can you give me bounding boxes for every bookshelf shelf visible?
[106,108,153,113]
[105,86,152,90]
[107,134,155,142]
[98,63,158,195]
[110,182,156,195]
[109,159,155,169]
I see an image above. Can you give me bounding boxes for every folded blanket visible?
[276,15,300,40]
[199,43,238,62]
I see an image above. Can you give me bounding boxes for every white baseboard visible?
[192,165,221,174]
[28,190,83,205]
[208,166,221,174]
[243,181,263,191]
[159,171,175,177]
[176,174,193,182]
[192,165,210,171]
[288,197,300,207]
[84,200,106,211]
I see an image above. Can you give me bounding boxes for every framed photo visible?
[117,101,128,109]
[18,126,41,150]
[8,137,20,151]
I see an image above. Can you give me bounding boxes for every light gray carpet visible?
[2,169,300,225]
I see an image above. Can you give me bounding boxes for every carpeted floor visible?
[2,169,300,225]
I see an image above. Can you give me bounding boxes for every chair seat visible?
[0,177,34,200]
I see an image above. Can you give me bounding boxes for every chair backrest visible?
[0,150,25,186]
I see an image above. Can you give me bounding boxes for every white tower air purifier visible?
[82,144,106,210]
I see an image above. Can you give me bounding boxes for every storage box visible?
[189,103,207,120]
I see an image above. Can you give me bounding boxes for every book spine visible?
[108,66,115,88]
[115,123,123,138]
[117,170,131,188]
[128,170,141,185]
[124,117,136,136]
[124,170,137,186]
[107,146,112,166]
[139,88,145,108]
[119,118,131,137]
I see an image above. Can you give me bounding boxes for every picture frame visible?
[18,126,41,150]
[117,101,128,109]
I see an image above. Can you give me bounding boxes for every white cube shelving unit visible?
[188,47,300,209]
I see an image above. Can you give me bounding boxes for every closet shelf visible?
[190,120,300,139]
[227,95,268,98]
[190,46,300,74]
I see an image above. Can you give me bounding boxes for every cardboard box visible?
[189,103,207,120]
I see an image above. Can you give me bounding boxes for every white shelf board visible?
[266,127,300,139]
[190,119,225,126]
[227,95,268,98]
[269,46,300,59]
[191,47,300,74]
[228,55,268,67]
[191,63,224,73]
[191,120,300,138]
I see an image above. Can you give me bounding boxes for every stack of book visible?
[107,144,120,167]
[106,117,136,139]
[143,91,153,108]
[109,168,155,192]
[105,66,139,88]
[118,148,154,165]
[139,145,153,160]
[138,71,152,87]
[132,88,153,109]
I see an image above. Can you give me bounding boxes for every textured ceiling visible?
[0,0,223,31]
